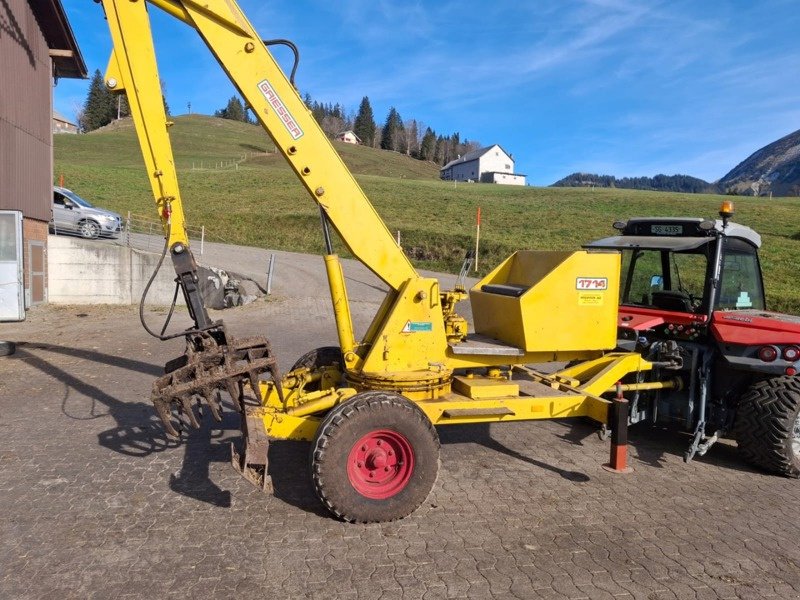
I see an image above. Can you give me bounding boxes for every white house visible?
[335,130,361,144]
[440,144,526,186]
[53,110,79,134]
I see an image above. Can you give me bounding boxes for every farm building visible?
[335,130,361,144]
[53,110,78,134]
[440,144,526,186]
[0,0,86,315]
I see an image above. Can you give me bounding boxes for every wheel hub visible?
[347,429,414,499]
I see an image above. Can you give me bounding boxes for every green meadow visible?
[55,115,800,313]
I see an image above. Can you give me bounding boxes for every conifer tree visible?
[353,96,376,147]
[419,127,436,161]
[380,107,404,152]
[80,69,116,132]
[214,96,248,122]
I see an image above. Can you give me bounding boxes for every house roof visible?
[439,144,514,171]
[28,0,87,79]
[53,110,75,125]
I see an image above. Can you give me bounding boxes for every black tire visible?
[734,376,800,478]
[310,391,440,523]
[290,346,342,392]
[78,220,100,239]
[0,341,16,356]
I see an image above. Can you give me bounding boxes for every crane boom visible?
[101,0,418,294]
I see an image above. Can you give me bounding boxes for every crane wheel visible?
[310,391,440,523]
[290,346,342,391]
[734,376,800,478]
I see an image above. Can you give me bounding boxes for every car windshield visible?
[60,189,94,208]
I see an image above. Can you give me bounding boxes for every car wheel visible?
[78,220,100,239]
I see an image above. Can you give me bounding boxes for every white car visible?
[51,187,122,239]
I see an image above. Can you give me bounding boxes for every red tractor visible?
[586,201,800,476]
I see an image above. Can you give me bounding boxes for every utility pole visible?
[187,101,192,115]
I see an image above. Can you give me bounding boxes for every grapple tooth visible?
[153,397,181,438]
[178,394,200,429]
[207,390,223,422]
[248,372,261,398]
[270,364,284,403]
[225,378,242,410]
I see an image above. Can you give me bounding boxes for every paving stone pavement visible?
[2,293,800,599]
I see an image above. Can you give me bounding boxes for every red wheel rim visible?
[346,429,414,499]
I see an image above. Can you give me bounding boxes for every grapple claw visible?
[150,332,278,437]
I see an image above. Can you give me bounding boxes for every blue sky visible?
[56,0,800,186]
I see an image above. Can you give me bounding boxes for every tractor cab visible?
[586,203,766,340]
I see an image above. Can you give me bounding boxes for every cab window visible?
[717,239,765,310]
[620,245,711,312]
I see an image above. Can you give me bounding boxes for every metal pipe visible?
[324,254,356,356]
[266,253,275,295]
[285,395,338,417]
[609,378,681,393]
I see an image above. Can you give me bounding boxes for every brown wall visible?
[0,0,53,223]
[22,217,48,304]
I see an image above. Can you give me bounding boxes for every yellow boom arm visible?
[100,0,417,293]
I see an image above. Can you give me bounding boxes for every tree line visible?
[215,92,481,167]
[79,71,480,168]
[552,172,715,194]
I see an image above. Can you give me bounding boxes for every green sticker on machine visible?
[402,321,433,333]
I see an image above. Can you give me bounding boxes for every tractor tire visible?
[310,391,440,523]
[291,346,342,371]
[290,346,343,392]
[734,376,800,478]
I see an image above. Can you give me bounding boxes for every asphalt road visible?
[1,240,799,599]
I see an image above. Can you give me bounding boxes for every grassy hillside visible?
[55,116,800,313]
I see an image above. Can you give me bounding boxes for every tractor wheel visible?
[310,391,440,523]
[734,376,800,478]
[0,341,16,356]
[290,346,342,392]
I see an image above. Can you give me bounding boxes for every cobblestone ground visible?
[1,302,800,599]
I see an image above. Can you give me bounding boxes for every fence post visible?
[267,253,275,295]
[126,211,131,247]
[200,225,205,256]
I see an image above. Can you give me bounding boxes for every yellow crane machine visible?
[99,0,659,522]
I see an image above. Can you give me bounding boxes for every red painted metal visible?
[711,311,800,345]
[347,429,414,499]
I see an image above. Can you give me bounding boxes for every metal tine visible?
[207,389,223,421]
[178,394,200,429]
[248,371,261,399]
[153,397,181,437]
[270,364,284,404]
[225,378,242,410]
